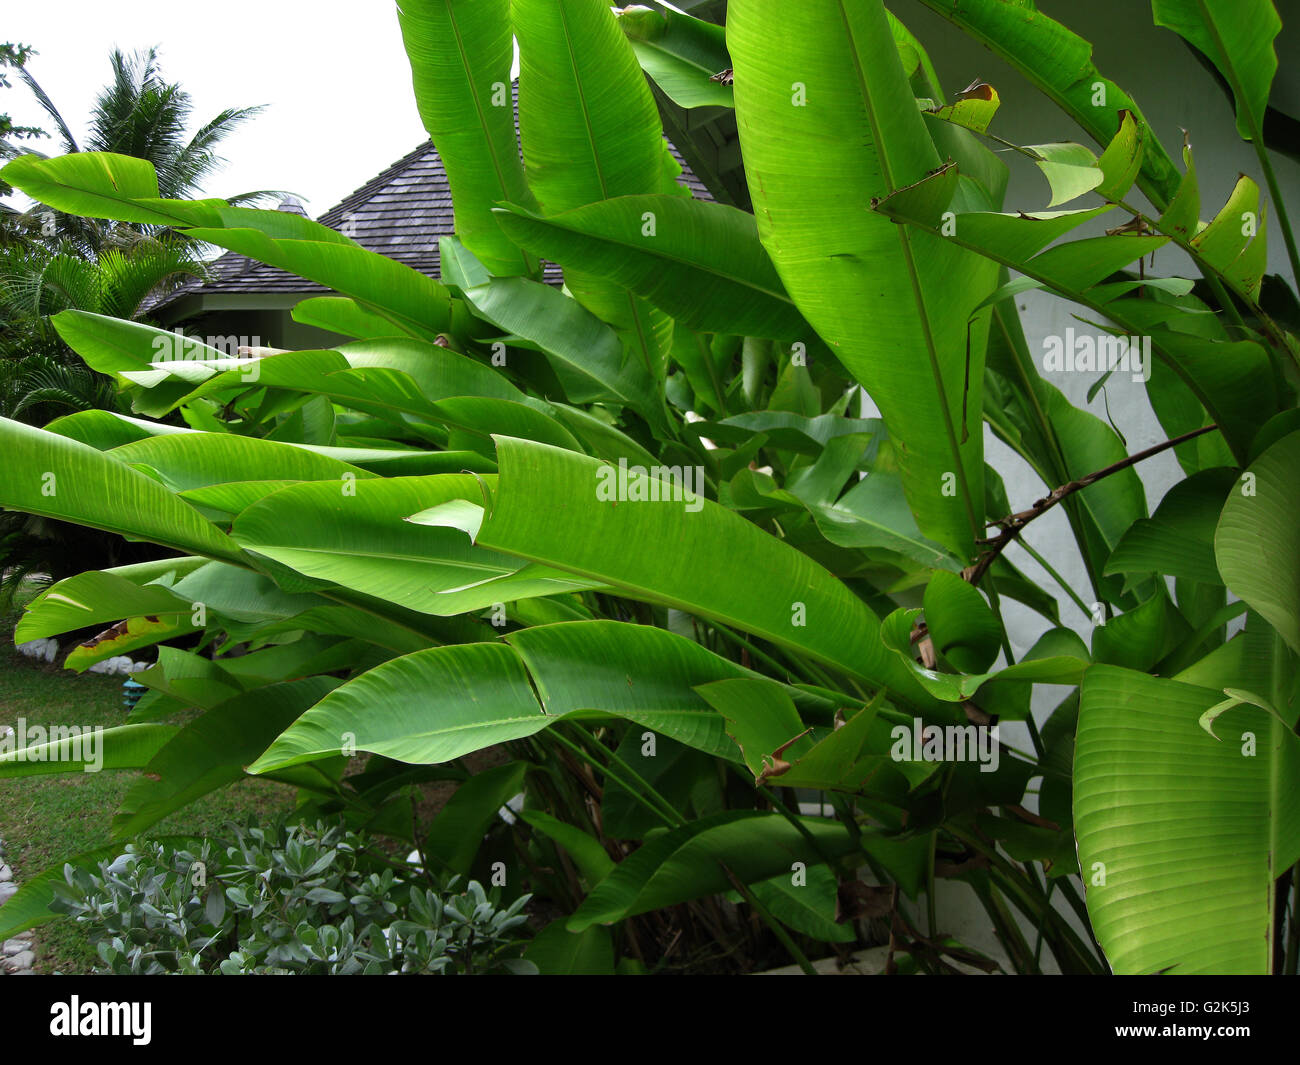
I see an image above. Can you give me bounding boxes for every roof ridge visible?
[316,140,437,227]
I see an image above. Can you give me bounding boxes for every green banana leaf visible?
[0,724,178,778]
[566,809,925,929]
[493,194,811,341]
[1,153,460,341]
[1152,0,1280,142]
[397,0,538,276]
[229,475,601,616]
[729,0,1000,557]
[617,3,732,110]
[1215,432,1300,655]
[112,677,340,839]
[1074,661,1300,973]
[513,0,691,429]
[476,435,937,703]
[0,416,241,562]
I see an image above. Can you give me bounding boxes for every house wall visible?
[178,308,344,354]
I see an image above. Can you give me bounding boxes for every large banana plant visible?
[0,0,1295,975]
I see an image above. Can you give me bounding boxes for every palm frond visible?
[18,67,80,154]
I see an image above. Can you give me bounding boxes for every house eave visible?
[152,290,326,327]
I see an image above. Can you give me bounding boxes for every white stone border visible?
[0,840,35,975]
[0,725,37,974]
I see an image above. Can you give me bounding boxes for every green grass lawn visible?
[0,594,291,974]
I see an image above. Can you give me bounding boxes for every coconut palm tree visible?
[24,45,265,198]
[17,47,274,252]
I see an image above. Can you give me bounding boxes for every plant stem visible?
[1015,536,1094,620]
[987,303,1106,607]
[949,824,1105,974]
[720,862,818,975]
[548,726,683,829]
[708,620,808,682]
[754,782,844,871]
[694,333,730,417]
[965,424,1218,584]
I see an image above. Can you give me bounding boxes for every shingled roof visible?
[149,137,712,314]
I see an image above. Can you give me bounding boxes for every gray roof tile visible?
[152,131,713,311]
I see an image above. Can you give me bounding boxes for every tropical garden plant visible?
[0,45,277,604]
[50,818,534,975]
[0,0,1296,975]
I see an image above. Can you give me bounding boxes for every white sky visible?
[3,0,433,216]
